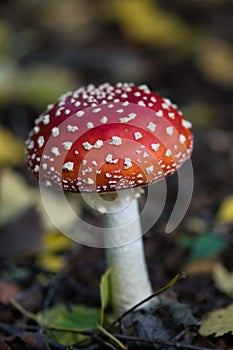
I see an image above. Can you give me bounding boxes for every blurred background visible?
[0,0,233,331]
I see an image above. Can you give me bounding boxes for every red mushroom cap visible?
[26,82,193,193]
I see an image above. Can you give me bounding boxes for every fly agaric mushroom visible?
[26,82,193,314]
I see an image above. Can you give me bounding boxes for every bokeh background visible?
[0,0,233,345]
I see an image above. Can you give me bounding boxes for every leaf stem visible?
[97,325,127,350]
[111,272,186,326]
[10,298,38,322]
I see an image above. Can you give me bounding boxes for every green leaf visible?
[36,304,100,345]
[199,304,233,337]
[179,233,227,262]
[99,269,111,325]
[37,304,100,330]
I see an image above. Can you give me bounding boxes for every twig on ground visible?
[0,320,222,350]
[97,325,127,350]
[93,335,119,350]
[172,327,192,342]
[113,333,222,350]
[0,321,19,336]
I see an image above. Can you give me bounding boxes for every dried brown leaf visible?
[0,279,21,304]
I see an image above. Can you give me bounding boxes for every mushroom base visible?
[102,189,153,314]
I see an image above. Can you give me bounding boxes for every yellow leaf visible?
[0,127,24,166]
[43,231,73,253]
[35,189,80,232]
[183,257,217,276]
[37,252,66,273]
[0,168,35,225]
[197,38,233,87]
[212,263,233,298]
[102,0,192,48]
[217,195,233,223]
[199,304,233,337]
[0,168,80,238]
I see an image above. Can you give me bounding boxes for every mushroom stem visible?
[102,191,153,314]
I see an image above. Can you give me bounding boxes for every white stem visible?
[103,192,153,314]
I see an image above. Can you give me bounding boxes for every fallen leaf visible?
[212,263,233,298]
[0,168,35,226]
[0,127,24,166]
[99,269,111,325]
[43,231,73,253]
[2,265,32,282]
[197,38,233,87]
[199,304,233,337]
[36,231,72,274]
[102,0,192,48]
[0,279,21,304]
[36,251,66,273]
[20,332,50,350]
[38,303,100,330]
[37,304,100,345]
[0,168,80,235]
[183,257,217,276]
[35,188,80,232]
[217,195,233,223]
[178,232,228,262]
